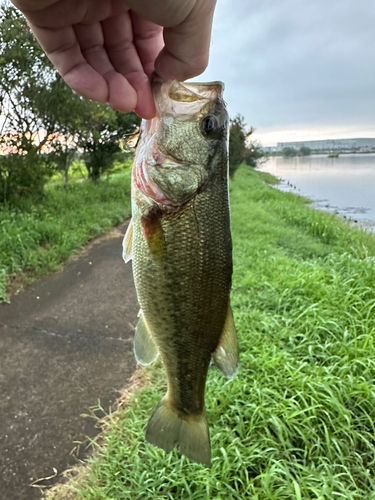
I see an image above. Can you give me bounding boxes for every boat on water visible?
[328,153,340,158]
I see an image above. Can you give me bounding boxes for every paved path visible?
[0,222,138,500]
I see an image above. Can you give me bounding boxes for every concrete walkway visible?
[0,222,138,500]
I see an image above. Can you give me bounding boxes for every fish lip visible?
[151,139,186,167]
[133,156,182,208]
[151,73,225,102]
[133,157,196,209]
[152,159,190,169]
[133,127,191,206]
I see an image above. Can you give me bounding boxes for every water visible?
[258,153,375,233]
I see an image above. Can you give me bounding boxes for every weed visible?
[0,171,132,301]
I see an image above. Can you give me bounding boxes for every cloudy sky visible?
[194,0,375,146]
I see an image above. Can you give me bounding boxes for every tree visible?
[74,103,140,182]
[0,5,139,201]
[0,5,82,201]
[228,115,263,178]
[243,141,264,168]
[282,147,297,157]
[299,146,311,156]
[47,144,77,186]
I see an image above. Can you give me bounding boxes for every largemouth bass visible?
[123,77,239,467]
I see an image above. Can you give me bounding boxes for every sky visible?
[194,0,375,146]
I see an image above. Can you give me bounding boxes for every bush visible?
[229,115,264,177]
[0,151,53,204]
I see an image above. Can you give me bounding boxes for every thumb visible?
[154,0,217,82]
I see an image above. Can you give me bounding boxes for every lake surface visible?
[258,153,375,233]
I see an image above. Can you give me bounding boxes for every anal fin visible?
[134,311,159,366]
[213,305,239,380]
[122,219,133,263]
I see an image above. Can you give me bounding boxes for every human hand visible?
[11,0,217,119]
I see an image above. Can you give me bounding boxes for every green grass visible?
[48,159,90,185]
[49,166,375,499]
[0,170,132,302]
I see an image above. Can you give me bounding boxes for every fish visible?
[122,76,239,467]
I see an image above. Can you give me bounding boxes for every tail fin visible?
[145,398,211,467]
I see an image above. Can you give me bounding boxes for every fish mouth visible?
[141,110,185,167]
[133,131,186,207]
[151,143,185,169]
[151,74,225,106]
[133,156,173,206]
[146,129,188,171]
[145,75,225,168]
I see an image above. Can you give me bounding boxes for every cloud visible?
[195,0,375,143]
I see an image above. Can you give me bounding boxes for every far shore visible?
[264,151,375,157]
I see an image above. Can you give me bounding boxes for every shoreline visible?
[257,171,375,234]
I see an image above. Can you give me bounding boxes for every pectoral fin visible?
[122,219,133,263]
[213,305,239,380]
[134,311,159,366]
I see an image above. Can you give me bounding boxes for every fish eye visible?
[200,115,219,136]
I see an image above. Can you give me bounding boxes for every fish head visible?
[133,77,228,207]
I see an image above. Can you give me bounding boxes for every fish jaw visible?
[132,125,175,206]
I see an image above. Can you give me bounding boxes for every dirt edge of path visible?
[43,366,149,500]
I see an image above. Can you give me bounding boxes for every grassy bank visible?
[49,166,375,500]
[0,171,132,302]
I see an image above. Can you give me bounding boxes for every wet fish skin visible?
[123,78,239,467]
